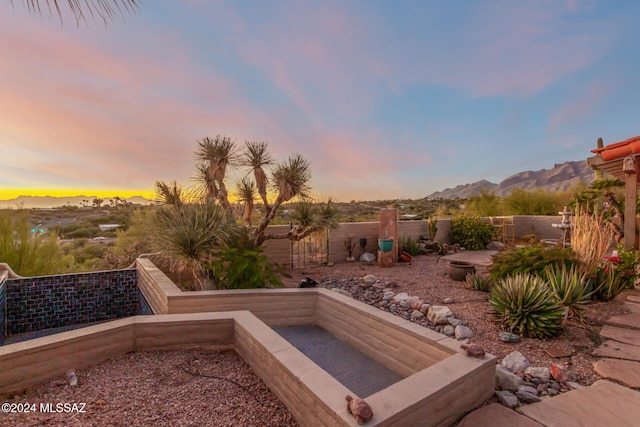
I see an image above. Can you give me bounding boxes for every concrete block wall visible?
[263,219,453,266]
[511,215,564,241]
[0,272,6,345]
[6,269,139,335]
[316,290,453,377]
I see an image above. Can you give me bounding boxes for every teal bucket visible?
[378,239,394,253]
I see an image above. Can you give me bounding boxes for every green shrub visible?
[544,264,591,320]
[465,273,492,292]
[451,215,495,250]
[399,235,420,256]
[489,273,564,338]
[593,262,627,302]
[211,247,282,289]
[489,244,581,281]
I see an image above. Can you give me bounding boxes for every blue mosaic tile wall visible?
[138,287,154,315]
[0,277,6,345]
[6,269,139,335]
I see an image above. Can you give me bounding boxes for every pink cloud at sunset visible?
[1,0,639,202]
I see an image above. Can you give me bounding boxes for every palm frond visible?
[271,154,311,203]
[17,0,139,25]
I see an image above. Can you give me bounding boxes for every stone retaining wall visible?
[0,272,6,345]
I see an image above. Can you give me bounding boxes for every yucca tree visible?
[154,203,232,290]
[15,0,139,25]
[236,177,256,227]
[154,180,185,208]
[195,136,238,220]
[241,141,273,213]
[254,154,311,245]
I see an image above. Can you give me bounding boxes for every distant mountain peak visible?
[427,160,593,199]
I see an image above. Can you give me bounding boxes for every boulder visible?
[455,325,474,340]
[359,252,376,263]
[524,367,551,381]
[427,305,454,325]
[502,351,530,373]
[495,365,524,392]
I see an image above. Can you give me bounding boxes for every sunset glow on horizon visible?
[2,1,640,202]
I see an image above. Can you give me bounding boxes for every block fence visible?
[4,269,140,340]
[0,272,6,345]
[262,216,565,266]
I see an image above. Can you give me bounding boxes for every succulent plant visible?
[465,273,492,292]
[489,273,564,339]
[544,264,591,320]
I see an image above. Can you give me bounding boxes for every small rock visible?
[461,343,485,358]
[410,299,424,310]
[515,390,541,404]
[361,274,377,285]
[443,297,454,304]
[550,364,566,382]
[373,282,386,290]
[548,381,561,391]
[448,317,462,327]
[536,384,546,394]
[518,385,539,396]
[411,310,425,319]
[455,325,474,340]
[548,388,559,396]
[495,390,518,408]
[400,300,413,309]
[386,281,399,288]
[566,381,583,389]
[498,331,520,343]
[502,351,530,374]
[524,367,551,381]
[383,291,395,300]
[392,292,409,302]
[443,325,455,336]
[359,252,376,263]
[427,305,454,325]
[420,303,431,313]
[495,365,524,392]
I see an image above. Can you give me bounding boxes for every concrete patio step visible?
[457,403,543,427]
[519,380,640,427]
[593,340,640,361]
[600,325,640,346]
[605,313,640,330]
[593,358,640,388]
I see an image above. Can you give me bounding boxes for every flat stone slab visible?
[628,295,640,303]
[441,250,497,267]
[606,314,640,330]
[593,358,640,388]
[625,302,640,314]
[599,325,640,347]
[593,340,640,361]
[520,380,640,427]
[457,403,543,427]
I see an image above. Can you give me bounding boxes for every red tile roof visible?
[591,135,640,162]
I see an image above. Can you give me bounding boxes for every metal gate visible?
[290,230,329,269]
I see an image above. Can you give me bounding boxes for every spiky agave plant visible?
[489,273,564,338]
[544,264,591,320]
[465,273,492,292]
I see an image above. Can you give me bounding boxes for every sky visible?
[1,0,639,202]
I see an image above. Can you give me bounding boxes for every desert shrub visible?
[489,244,581,281]
[489,273,564,338]
[451,214,495,250]
[211,247,282,289]
[593,247,638,301]
[544,264,591,320]
[399,235,420,256]
[65,227,94,239]
[465,273,492,292]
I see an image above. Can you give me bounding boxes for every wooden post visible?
[623,156,638,250]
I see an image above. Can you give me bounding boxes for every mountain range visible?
[427,160,595,199]
[0,195,155,209]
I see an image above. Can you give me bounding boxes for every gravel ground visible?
[0,350,299,427]
[280,253,629,385]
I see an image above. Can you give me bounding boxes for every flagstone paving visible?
[519,380,640,427]
[458,288,640,426]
